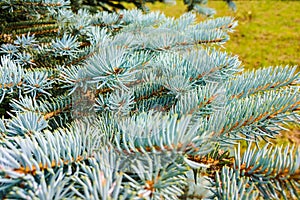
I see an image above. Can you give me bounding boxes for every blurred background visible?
[127,0,300,71]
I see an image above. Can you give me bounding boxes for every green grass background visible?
[144,0,300,71]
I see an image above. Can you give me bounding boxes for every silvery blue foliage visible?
[51,34,81,57]
[65,0,235,17]
[14,33,38,48]
[6,112,48,136]
[0,0,299,199]
[0,44,19,57]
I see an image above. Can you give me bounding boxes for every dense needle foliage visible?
[69,0,235,16]
[0,0,299,199]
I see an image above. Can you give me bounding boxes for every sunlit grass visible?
[207,1,300,71]
[125,1,300,71]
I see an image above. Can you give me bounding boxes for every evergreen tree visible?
[69,0,236,16]
[0,0,299,199]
